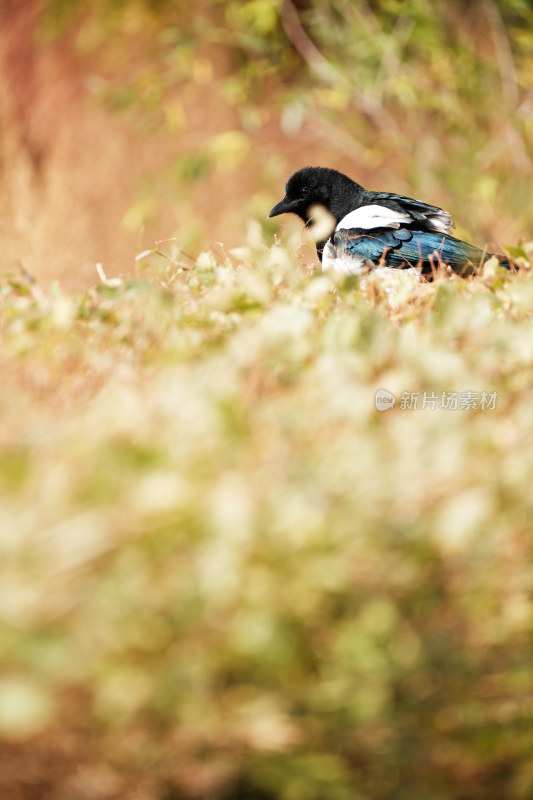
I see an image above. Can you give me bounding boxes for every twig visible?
[95,262,107,283]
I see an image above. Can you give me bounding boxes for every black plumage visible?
[269,166,513,275]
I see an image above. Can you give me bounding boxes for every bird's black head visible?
[268,166,364,224]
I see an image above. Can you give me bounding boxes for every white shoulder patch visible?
[336,205,412,231]
[336,204,454,234]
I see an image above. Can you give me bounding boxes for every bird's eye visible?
[301,187,310,197]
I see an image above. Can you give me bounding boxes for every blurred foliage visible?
[35,0,533,244]
[2,230,533,797]
[4,1,533,797]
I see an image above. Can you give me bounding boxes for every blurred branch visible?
[279,0,399,134]
[484,0,519,109]
[477,0,530,172]
[279,0,338,84]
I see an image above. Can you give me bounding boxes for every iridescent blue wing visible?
[325,227,493,275]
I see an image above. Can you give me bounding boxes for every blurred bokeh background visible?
[1,0,533,286]
[4,4,533,800]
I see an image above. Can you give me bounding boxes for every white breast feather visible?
[322,238,367,275]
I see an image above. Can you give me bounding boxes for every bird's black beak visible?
[269,196,298,218]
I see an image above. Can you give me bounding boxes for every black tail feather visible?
[489,254,515,271]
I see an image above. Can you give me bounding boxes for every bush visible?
[2,239,533,799]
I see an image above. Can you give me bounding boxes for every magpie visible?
[269,166,513,276]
